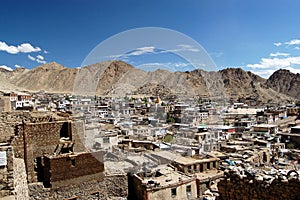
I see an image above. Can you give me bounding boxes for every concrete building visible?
[129,165,198,200]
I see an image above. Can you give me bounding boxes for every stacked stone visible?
[218,170,300,200]
[0,145,14,197]
[28,175,128,200]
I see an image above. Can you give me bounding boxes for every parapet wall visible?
[43,151,104,186]
[217,170,300,200]
[0,111,69,144]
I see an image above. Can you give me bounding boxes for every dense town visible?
[0,90,300,200]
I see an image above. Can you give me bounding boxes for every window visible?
[207,162,211,170]
[71,159,76,167]
[186,185,192,194]
[103,137,110,143]
[171,188,177,197]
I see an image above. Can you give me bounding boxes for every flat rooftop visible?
[174,156,219,165]
[137,165,195,189]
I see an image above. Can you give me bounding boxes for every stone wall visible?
[13,157,29,200]
[12,120,86,183]
[28,174,128,200]
[13,121,70,183]
[0,145,14,197]
[246,148,270,165]
[0,97,11,112]
[0,111,69,144]
[217,171,300,200]
[43,151,104,186]
[0,112,88,199]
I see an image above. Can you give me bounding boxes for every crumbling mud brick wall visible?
[43,151,104,186]
[13,121,69,183]
[12,121,86,183]
[28,175,128,200]
[217,171,300,200]
[0,97,11,112]
[0,112,87,198]
[0,145,14,197]
[246,148,270,165]
[13,157,29,199]
[72,120,86,152]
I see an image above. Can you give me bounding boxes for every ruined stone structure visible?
[43,151,104,187]
[0,144,13,197]
[29,175,128,200]
[0,97,11,112]
[0,112,109,199]
[13,120,86,183]
[218,170,300,200]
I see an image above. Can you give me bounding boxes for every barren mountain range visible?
[0,60,298,103]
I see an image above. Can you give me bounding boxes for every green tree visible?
[65,96,70,101]
[286,143,295,149]
[166,112,175,123]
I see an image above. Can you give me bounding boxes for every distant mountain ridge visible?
[0,60,297,103]
[266,69,300,99]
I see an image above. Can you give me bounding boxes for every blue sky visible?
[0,0,300,78]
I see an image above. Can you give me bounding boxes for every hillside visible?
[0,61,297,103]
[266,69,300,99]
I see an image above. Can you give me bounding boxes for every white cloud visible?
[137,62,191,71]
[250,69,277,78]
[129,46,155,56]
[269,52,289,57]
[274,42,282,47]
[0,42,19,54]
[282,66,300,74]
[176,44,200,52]
[0,65,13,71]
[28,55,36,61]
[295,47,300,50]
[210,52,224,58]
[106,44,201,60]
[37,55,44,60]
[36,59,46,64]
[161,44,200,54]
[17,43,41,53]
[285,39,300,46]
[14,64,23,68]
[44,50,49,54]
[247,56,300,69]
[28,54,46,64]
[0,41,41,54]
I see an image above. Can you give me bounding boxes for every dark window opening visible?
[60,122,69,138]
[171,188,177,197]
[34,157,44,182]
[103,137,109,143]
[213,161,216,168]
[186,185,192,194]
[71,159,76,167]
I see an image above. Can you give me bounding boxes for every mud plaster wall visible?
[43,151,104,184]
[13,121,86,183]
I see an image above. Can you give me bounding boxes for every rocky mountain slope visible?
[0,60,297,103]
[266,69,300,99]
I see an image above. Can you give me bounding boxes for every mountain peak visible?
[34,62,66,71]
[266,68,300,99]
[0,60,298,102]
